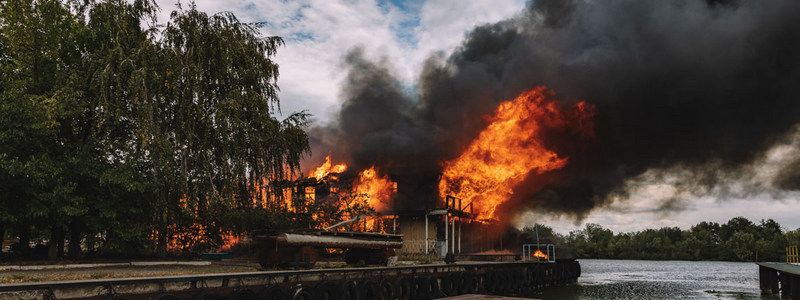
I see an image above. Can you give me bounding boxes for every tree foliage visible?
[0,0,309,258]
[560,217,794,262]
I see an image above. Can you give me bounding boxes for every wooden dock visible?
[0,260,580,299]
[758,262,800,299]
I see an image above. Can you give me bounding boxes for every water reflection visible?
[533,259,775,299]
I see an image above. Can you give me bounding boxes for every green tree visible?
[684,228,720,260]
[521,223,563,245]
[0,0,90,258]
[754,219,785,261]
[144,3,309,255]
[563,217,795,262]
[720,217,757,241]
[728,231,756,261]
[567,223,613,258]
[0,0,310,258]
[787,229,800,247]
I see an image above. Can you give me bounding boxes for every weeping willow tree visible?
[146,3,311,254]
[0,0,309,257]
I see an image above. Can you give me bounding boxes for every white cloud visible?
[153,0,525,123]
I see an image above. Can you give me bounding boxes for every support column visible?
[779,272,790,299]
[444,214,448,256]
[451,218,455,253]
[759,266,770,294]
[425,214,429,254]
[771,269,780,296]
[458,218,462,254]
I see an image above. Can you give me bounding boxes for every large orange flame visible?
[308,156,397,217]
[311,155,348,180]
[439,86,594,221]
[353,167,397,212]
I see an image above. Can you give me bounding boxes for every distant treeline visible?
[518,217,800,262]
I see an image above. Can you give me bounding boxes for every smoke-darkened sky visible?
[157,0,800,233]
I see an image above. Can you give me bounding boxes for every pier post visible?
[772,271,781,295]
[779,273,791,299]
[425,214,428,254]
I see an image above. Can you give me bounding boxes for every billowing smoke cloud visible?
[311,0,800,220]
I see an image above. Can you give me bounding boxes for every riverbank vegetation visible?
[0,0,310,259]
[522,217,799,262]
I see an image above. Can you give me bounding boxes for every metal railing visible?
[398,239,438,254]
[522,244,555,263]
[788,246,799,264]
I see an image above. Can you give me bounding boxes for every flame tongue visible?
[308,156,396,214]
[312,155,347,179]
[354,167,396,212]
[439,86,593,221]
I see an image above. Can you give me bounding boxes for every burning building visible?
[289,85,595,257]
[306,0,800,235]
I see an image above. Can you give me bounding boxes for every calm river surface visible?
[535,259,773,299]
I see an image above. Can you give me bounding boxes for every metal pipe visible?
[324,215,365,231]
[269,233,404,249]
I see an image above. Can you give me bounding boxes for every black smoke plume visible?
[310,0,800,220]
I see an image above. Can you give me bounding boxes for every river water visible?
[535,259,773,299]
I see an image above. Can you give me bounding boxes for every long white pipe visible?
[278,233,403,248]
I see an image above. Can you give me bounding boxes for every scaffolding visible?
[788,245,799,264]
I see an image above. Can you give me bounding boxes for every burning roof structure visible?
[306,0,800,228]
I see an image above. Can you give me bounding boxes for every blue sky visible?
[153,0,800,234]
